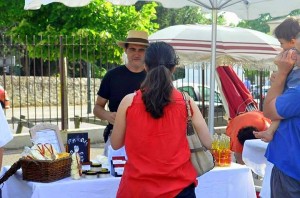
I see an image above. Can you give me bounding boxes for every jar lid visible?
[99,171,110,174]
[84,171,98,175]
[99,169,110,174]
[91,163,102,167]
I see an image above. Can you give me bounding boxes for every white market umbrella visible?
[150,24,281,121]
[24,0,90,9]
[25,0,300,20]
[24,0,300,133]
[149,24,281,70]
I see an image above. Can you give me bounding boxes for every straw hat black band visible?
[125,38,149,45]
[117,30,149,48]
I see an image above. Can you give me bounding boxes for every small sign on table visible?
[66,132,91,165]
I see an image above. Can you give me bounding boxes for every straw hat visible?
[117,30,149,48]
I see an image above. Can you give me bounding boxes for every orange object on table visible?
[212,134,231,167]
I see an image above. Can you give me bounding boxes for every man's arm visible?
[263,50,295,120]
[0,147,4,170]
[93,96,116,125]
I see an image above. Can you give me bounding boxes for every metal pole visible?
[201,66,205,117]
[3,56,6,92]
[208,9,218,135]
[259,71,263,110]
[59,36,69,130]
[87,63,91,114]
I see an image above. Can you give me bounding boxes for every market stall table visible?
[242,139,273,198]
[1,163,255,198]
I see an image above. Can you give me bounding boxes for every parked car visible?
[250,84,260,99]
[174,82,224,113]
[0,85,10,109]
[259,85,270,99]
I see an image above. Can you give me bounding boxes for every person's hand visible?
[107,112,117,125]
[274,49,295,75]
[253,130,274,143]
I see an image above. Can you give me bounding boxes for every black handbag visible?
[182,92,215,177]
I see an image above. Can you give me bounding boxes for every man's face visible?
[125,44,147,69]
[278,38,295,51]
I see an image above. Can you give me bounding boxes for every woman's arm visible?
[110,93,134,150]
[189,97,212,149]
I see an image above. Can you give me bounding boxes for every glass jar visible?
[90,163,102,172]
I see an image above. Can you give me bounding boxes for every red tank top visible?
[116,89,197,198]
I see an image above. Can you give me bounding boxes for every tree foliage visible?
[0,0,230,66]
[237,13,272,34]
[154,6,225,29]
[237,9,300,34]
[135,3,226,30]
[0,1,31,32]
[1,0,158,64]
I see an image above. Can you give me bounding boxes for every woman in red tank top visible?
[111,42,212,198]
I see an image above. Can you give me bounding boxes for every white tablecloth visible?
[242,139,273,198]
[1,163,255,198]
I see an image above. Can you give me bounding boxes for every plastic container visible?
[212,149,231,167]
[83,171,98,179]
[98,169,111,178]
[212,134,231,167]
[90,163,102,172]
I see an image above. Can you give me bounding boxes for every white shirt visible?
[0,108,13,147]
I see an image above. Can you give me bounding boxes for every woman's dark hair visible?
[274,17,300,41]
[237,126,258,145]
[141,42,179,119]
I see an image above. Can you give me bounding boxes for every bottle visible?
[219,134,231,166]
[211,134,220,166]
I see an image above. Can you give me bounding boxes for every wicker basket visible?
[20,156,71,183]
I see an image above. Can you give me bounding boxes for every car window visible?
[198,86,222,104]
[198,86,210,101]
[214,92,222,104]
[177,86,198,101]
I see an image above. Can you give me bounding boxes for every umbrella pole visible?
[208,8,218,135]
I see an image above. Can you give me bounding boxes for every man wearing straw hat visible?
[93,30,148,156]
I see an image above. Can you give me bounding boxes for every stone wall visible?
[0,76,101,107]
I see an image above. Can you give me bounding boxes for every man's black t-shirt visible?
[97,65,146,113]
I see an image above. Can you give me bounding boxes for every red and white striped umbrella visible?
[149,24,281,70]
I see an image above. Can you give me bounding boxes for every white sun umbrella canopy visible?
[24,0,91,9]
[24,0,300,19]
[106,0,300,20]
[149,24,281,70]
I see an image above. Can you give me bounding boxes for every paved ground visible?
[4,104,105,134]
[2,143,105,167]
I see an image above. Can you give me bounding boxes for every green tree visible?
[1,0,158,64]
[237,13,272,33]
[289,9,300,16]
[0,1,31,32]
[156,7,227,29]
[135,3,226,30]
[237,9,300,33]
